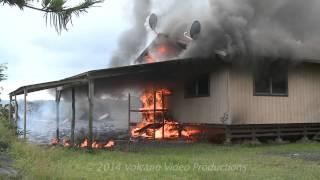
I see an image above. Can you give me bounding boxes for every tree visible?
[0,64,7,102]
[0,64,7,82]
[1,0,103,33]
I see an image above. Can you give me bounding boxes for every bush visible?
[0,106,9,120]
[0,110,15,152]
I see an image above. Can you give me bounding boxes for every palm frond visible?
[1,0,103,33]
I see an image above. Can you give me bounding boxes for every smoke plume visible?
[109,0,151,67]
[111,0,320,66]
[153,0,320,61]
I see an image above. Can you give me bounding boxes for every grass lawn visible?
[6,141,320,179]
[1,118,320,179]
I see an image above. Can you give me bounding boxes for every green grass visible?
[7,142,320,179]
[1,117,320,179]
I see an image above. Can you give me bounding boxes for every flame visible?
[80,139,88,148]
[63,139,71,147]
[51,138,58,145]
[104,140,115,148]
[131,88,201,141]
[181,127,201,142]
[92,141,100,149]
[144,54,155,63]
[79,139,115,149]
[143,45,167,63]
[51,137,115,149]
[157,46,167,54]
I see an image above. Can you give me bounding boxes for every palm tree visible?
[1,0,103,33]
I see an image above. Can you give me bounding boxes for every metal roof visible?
[9,58,218,96]
[10,57,320,96]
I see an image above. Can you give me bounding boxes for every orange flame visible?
[51,137,115,149]
[144,54,155,63]
[104,140,115,148]
[79,139,115,149]
[80,139,88,148]
[143,45,167,63]
[157,46,167,54]
[131,88,201,141]
[63,139,71,147]
[51,138,58,145]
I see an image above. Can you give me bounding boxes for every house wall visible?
[170,68,229,124]
[230,63,320,124]
[90,66,230,127]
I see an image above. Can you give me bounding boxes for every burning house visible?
[7,1,320,147]
[7,34,320,147]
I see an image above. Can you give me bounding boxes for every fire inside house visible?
[46,35,206,149]
[8,12,320,149]
[130,89,200,141]
[129,35,202,142]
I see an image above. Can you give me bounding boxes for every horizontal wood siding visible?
[230,64,320,124]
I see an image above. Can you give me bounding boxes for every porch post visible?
[88,79,94,149]
[153,91,156,140]
[8,94,12,124]
[161,91,165,139]
[128,93,131,140]
[23,89,27,139]
[14,95,18,126]
[224,125,231,144]
[275,125,284,143]
[70,88,76,147]
[56,89,61,142]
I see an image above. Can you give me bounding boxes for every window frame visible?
[253,69,289,97]
[184,74,211,98]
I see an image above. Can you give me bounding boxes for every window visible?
[185,74,210,98]
[254,61,288,96]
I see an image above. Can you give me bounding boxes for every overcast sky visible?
[0,0,131,100]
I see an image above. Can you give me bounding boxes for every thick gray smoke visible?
[111,0,320,66]
[109,0,151,67]
[153,0,320,61]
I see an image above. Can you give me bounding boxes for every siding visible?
[170,68,229,124]
[230,63,320,124]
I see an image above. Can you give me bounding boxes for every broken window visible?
[254,61,288,96]
[185,74,210,98]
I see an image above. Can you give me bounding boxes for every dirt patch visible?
[0,152,18,178]
[267,151,320,163]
